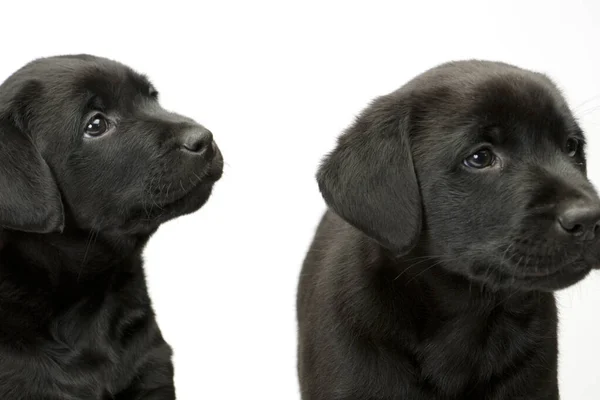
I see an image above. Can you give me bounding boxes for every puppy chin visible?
[206,146,224,181]
[583,251,600,270]
[118,151,223,235]
[464,258,594,292]
[175,151,224,215]
[172,181,216,215]
[521,267,593,292]
[154,181,216,222]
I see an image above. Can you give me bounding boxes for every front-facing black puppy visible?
[0,55,223,399]
[298,60,600,400]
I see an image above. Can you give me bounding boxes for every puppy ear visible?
[317,95,421,254]
[0,116,64,233]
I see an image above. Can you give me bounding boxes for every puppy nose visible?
[556,201,600,240]
[181,127,214,156]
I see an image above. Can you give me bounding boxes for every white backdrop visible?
[1,1,599,399]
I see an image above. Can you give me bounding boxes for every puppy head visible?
[318,60,599,291]
[0,54,223,236]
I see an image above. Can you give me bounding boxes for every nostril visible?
[556,202,600,240]
[568,224,584,237]
[183,141,205,153]
[181,128,213,154]
[557,214,578,234]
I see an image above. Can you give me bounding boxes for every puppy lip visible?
[157,147,223,204]
[164,175,215,205]
[204,148,224,182]
[489,264,592,291]
[471,255,593,286]
[145,178,214,220]
[513,263,591,280]
[541,267,592,289]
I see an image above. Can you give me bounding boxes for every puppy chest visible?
[0,336,124,399]
[416,310,557,396]
[9,301,149,398]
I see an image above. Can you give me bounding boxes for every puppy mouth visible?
[152,146,224,208]
[205,145,224,181]
[466,244,598,291]
[125,146,224,230]
[466,261,593,291]
[508,264,592,291]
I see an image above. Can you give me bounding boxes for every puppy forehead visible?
[76,66,154,103]
[16,55,155,106]
[468,74,574,132]
[412,67,579,156]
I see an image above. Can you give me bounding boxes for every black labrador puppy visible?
[0,55,223,399]
[297,60,600,400]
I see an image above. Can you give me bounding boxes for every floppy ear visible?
[317,95,421,254]
[0,116,65,233]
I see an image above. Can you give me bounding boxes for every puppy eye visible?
[84,114,109,138]
[565,137,579,157]
[463,149,495,169]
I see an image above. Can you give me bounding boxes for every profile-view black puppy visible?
[297,60,600,399]
[0,55,223,399]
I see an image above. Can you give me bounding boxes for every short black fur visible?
[0,55,223,399]
[298,60,600,399]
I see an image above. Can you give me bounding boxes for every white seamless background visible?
[1,1,599,399]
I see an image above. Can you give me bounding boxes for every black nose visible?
[181,127,214,156]
[556,201,600,240]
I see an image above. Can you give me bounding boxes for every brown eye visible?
[84,114,109,137]
[566,137,579,157]
[464,149,495,169]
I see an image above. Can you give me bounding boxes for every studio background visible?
[1,1,598,398]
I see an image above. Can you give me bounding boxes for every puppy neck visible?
[390,251,544,315]
[1,228,149,283]
[0,229,7,251]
